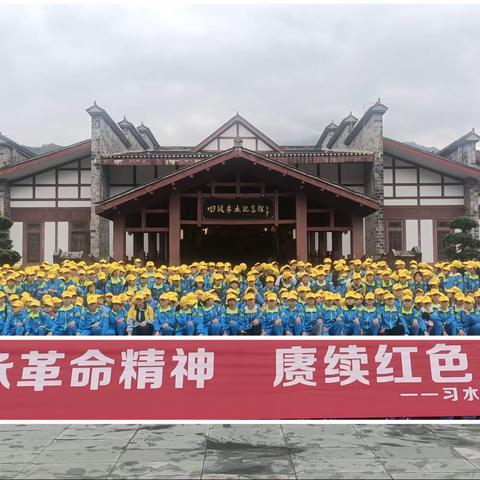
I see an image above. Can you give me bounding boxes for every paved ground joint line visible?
[12,426,69,480]
[104,425,141,479]
[200,424,210,479]
[281,424,298,480]
[353,424,393,480]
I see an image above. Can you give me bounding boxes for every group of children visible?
[0,257,479,336]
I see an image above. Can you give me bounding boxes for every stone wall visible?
[446,141,477,167]
[0,145,30,167]
[464,178,480,239]
[88,107,130,258]
[347,105,387,255]
[0,180,10,218]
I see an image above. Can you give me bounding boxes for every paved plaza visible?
[1,424,480,478]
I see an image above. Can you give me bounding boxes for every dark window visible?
[436,220,451,260]
[70,222,90,254]
[387,220,404,251]
[25,223,42,264]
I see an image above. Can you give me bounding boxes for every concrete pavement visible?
[1,424,480,478]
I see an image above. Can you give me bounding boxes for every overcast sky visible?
[0,4,479,149]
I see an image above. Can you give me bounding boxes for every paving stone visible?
[57,427,137,441]
[203,449,295,477]
[284,429,366,448]
[207,426,286,448]
[383,458,479,474]
[371,446,463,459]
[455,447,480,460]
[292,459,390,479]
[390,473,480,480]
[283,424,357,436]
[17,462,113,479]
[360,435,450,448]
[294,473,390,480]
[32,449,123,464]
[0,425,66,434]
[290,446,375,460]
[0,463,29,479]
[119,448,205,463]
[0,449,40,463]
[355,425,433,437]
[128,426,206,450]
[66,424,139,430]
[109,460,203,479]
[46,438,131,451]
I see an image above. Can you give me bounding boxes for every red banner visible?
[0,338,479,420]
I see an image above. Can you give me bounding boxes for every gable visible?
[193,114,282,153]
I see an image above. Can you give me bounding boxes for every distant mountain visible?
[405,141,440,154]
[22,143,63,156]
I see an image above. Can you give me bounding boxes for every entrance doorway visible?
[181,225,295,264]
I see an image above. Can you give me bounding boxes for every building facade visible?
[0,100,479,264]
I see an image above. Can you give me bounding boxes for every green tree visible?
[0,217,21,265]
[442,216,480,261]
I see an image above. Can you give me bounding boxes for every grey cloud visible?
[0,4,479,149]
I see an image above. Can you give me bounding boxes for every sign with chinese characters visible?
[1,338,480,420]
[202,198,274,219]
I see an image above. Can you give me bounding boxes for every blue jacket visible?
[105,278,125,296]
[175,309,204,335]
[263,307,285,335]
[320,306,343,328]
[3,311,27,336]
[431,308,458,335]
[154,307,177,333]
[102,307,128,336]
[25,311,53,336]
[79,308,104,335]
[53,305,82,335]
[220,307,246,334]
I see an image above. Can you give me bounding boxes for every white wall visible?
[342,232,351,257]
[57,222,69,251]
[126,232,134,258]
[44,222,56,263]
[420,219,434,262]
[405,219,419,249]
[10,222,23,260]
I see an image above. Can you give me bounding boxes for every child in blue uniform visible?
[3,300,26,336]
[153,293,176,336]
[175,296,203,336]
[53,291,81,335]
[263,293,285,335]
[102,295,127,336]
[221,294,245,335]
[25,299,53,336]
[80,295,104,335]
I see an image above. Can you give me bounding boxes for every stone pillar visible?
[87,103,131,259]
[295,190,308,261]
[90,163,110,259]
[464,178,480,239]
[0,180,10,218]
[169,192,181,265]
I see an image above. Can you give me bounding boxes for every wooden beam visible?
[168,192,181,265]
[351,213,364,258]
[112,215,125,261]
[296,190,308,261]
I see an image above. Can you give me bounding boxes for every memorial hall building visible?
[0,100,479,265]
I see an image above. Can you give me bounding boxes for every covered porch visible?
[96,148,379,264]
